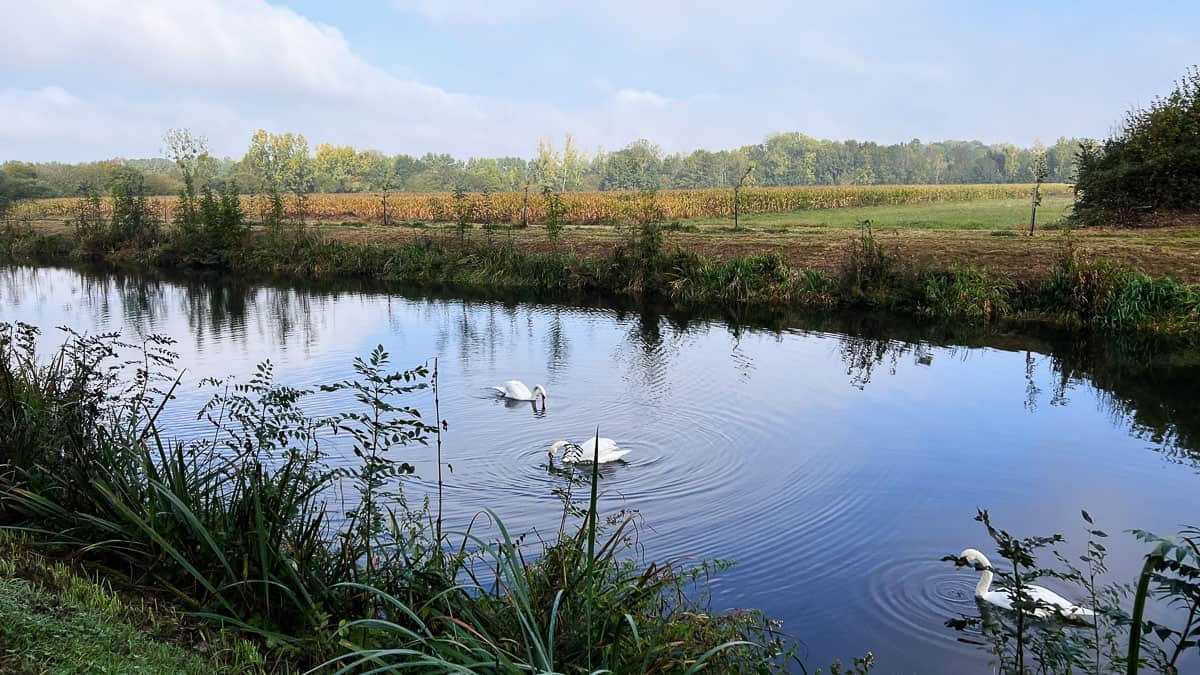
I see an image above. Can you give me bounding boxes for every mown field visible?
[14,183,1071,225]
[309,211,1200,284]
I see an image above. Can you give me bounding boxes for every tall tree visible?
[242,130,313,195]
[600,139,663,191]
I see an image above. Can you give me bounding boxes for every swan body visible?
[493,380,547,403]
[549,437,629,464]
[956,548,1094,620]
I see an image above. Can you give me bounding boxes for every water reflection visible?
[6,265,1199,474]
[5,264,1198,468]
[492,395,546,418]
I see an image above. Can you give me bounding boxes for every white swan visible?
[549,437,630,464]
[956,548,1094,620]
[492,380,547,404]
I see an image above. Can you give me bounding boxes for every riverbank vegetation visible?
[0,323,802,672]
[2,190,1197,337]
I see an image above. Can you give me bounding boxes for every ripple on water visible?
[857,554,990,659]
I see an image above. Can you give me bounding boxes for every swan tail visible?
[491,386,507,395]
[605,449,632,463]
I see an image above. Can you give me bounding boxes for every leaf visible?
[1082,510,1093,524]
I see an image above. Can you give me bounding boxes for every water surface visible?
[3,265,1198,673]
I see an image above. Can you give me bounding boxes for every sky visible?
[0,0,1195,162]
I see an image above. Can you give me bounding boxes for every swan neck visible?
[976,568,993,598]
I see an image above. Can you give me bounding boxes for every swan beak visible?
[954,557,966,568]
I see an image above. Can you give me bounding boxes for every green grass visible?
[0,552,254,675]
[682,195,1075,231]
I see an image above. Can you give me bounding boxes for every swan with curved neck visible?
[549,437,629,464]
[956,548,1094,620]
[493,380,547,404]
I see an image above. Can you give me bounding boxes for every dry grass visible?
[307,221,1200,285]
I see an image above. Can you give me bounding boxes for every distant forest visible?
[1,132,1083,198]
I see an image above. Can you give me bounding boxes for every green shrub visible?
[1074,66,1200,224]
[168,180,249,267]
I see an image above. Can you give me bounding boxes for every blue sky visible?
[0,0,1195,161]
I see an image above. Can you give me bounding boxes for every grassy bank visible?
[3,206,1198,338]
[0,532,262,674]
[0,324,806,673]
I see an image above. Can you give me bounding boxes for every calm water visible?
[3,265,1199,673]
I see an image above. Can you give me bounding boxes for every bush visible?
[167,179,249,267]
[72,169,160,256]
[108,168,159,247]
[1074,66,1200,224]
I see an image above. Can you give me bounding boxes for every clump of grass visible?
[840,220,896,301]
[989,229,1019,237]
[1040,249,1200,332]
[916,265,1013,321]
[662,221,698,232]
[667,250,799,305]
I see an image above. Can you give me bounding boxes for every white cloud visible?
[613,89,669,108]
[0,0,801,161]
[0,1,395,100]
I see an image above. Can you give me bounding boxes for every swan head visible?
[548,440,568,461]
[533,385,548,402]
[956,548,992,572]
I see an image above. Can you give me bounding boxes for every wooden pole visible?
[734,184,740,230]
[522,184,529,227]
[1029,185,1038,236]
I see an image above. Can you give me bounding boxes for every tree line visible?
[1,130,1082,203]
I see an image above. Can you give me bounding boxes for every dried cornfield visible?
[14,184,1070,226]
